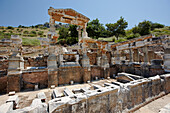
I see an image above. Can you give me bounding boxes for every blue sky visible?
[0,0,170,29]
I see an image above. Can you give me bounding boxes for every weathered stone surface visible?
[37,92,46,102]
[0,102,13,113]
[117,72,135,83]
[7,74,21,93]
[22,70,48,89]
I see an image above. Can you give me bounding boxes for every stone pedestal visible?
[47,54,58,87]
[7,74,21,93]
[48,69,58,87]
[81,54,90,68]
[7,55,24,93]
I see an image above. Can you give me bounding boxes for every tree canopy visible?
[106,16,128,39]
[86,18,106,39]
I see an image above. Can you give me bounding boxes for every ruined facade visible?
[0,7,170,113]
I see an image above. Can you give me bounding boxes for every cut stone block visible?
[0,102,13,113]
[117,72,135,83]
[6,95,19,109]
[159,103,170,113]
[92,85,103,89]
[30,99,42,107]
[37,92,46,102]
[34,85,38,90]
[52,89,62,99]
[64,88,74,97]
[51,85,55,89]
[8,91,15,96]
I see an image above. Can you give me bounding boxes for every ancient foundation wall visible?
[58,67,84,85]
[22,70,48,89]
[0,76,7,94]
[50,74,170,113]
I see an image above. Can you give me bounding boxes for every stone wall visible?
[58,67,84,85]
[0,76,7,94]
[49,74,170,113]
[0,60,8,75]
[22,70,48,89]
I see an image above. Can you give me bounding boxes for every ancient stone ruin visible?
[0,7,170,113]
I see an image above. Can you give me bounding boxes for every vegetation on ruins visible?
[0,19,169,45]
[22,38,40,46]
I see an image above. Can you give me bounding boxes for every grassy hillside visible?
[98,26,170,43]
[0,26,170,46]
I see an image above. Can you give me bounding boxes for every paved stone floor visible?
[134,93,170,113]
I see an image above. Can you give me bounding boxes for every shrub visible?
[0,26,4,29]
[9,30,13,33]
[38,31,44,35]
[2,30,6,32]
[115,38,127,43]
[31,30,36,34]
[126,33,140,39]
[7,26,14,30]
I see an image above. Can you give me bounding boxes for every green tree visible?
[59,27,69,39]
[31,30,36,34]
[131,25,139,34]
[7,26,14,30]
[106,16,128,40]
[138,20,151,36]
[87,18,106,39]
[150,22,164,30]
[69,25,78,37]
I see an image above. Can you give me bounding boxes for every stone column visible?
[81,54,91,83]
[129,48,133,63]
[133,49,138,62]
[115,49,120,64]
[82,23,88,38]
[49,16,56,33]
[143,45,149,64]
[77,26,82,45]
[47,53,58,87]
[164,37,170,72]
[101,53,110,79]
[7,47,24,93]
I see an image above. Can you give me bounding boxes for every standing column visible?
[133,49,139,62]
[47,47,58,87]
[164,37,170,72]
[49,16,56,33]
[129,48,133,63]
[143,45,149,64]
[77,26,82,45]
[115,49,120,64]
[82,23,88,38]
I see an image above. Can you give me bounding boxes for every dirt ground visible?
[134,93,170,113]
